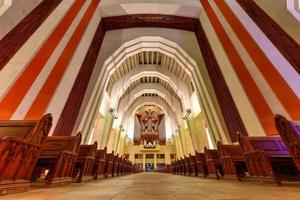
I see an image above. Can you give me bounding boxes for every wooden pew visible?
[195,152,208,177]
[184,157,191,176]
[204,147,223,179]
[217,141,247,181]
[31,132,81,186]
[117,156,122,176]
[93,147,107,180]
[0,114,52,195]
[179,159,185,175]
[72,141,97,182]
[189,154,197,176]
[171,161,176,174]
[112,155,119,177]
[275,114,300,172]
[175,160,180,175]
[104,152,114,178]
[238,134,300,184]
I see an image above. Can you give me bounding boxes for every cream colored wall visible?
[254,0,300,45]
[199,9,266,137]
[0,0,42,39]
[187,112,210,152]
[123,144,176,165]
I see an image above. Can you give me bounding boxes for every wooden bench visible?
[72,141,97,182]
[189,154,197,176]
[184,157,191,176]
[93,147,107,179]
[217,141,247,181]
[275,114,300,172]
[112,155,119,177]
[31,132,81,186]
[195,152,208,177]
[0,113,52,195]
[238,134,299,184]
[117,156,123,176]
[204,147,223,179]
[104,152,114,177]
[178,159,184,175]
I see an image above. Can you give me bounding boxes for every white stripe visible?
[200,1,266,136]
[287,0,300,22]
[225,0,300,99]
[0,0,12,16]
[12,0,91,120]
[210,0,290,119]
[46,2,102,135]
[0,0,74,100]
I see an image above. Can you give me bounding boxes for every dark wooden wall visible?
[194,23,247,142]
[0,0,62,70]
[237,0,300,74]
[53,22,105,136]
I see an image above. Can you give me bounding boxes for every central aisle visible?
[2,173,300,200]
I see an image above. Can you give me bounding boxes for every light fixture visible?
[109,108,118,119]
[182,109,191,119]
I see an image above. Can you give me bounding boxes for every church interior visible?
[0,0,300,199]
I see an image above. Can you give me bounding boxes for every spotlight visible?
[109,108,118,119]
[182,109,191,119]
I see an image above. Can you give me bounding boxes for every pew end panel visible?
[0,114,53,195]
[73,141,98,182]
[275,114,300,172]
[204,147,223,179]
[238,134,300,184]
[31,133,82,186]
[217,141,247,181]
[195,152,208,178]
[94,147,107,180]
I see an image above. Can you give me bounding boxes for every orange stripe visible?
[24,0,100,120]
[0,0,85,120]
[215,0,300,120]
[200,0,277,134]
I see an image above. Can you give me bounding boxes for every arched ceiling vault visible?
[118,86,182,115]
[106,50,195,97]
[109,66,191,112]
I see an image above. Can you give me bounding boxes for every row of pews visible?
[0,114,141,196]
[171,114,300,185]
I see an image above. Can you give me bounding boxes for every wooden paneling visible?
[102,14,199,31]
[0,0,62,70]
[237,0,300,74]
[53,22,105,136]
[194,22,247,142]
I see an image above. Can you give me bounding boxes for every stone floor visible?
[2,173,300,200]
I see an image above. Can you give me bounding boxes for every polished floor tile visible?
[2,173,300,200]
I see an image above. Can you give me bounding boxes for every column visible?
[154,153,157,170]
[142,153,146,171]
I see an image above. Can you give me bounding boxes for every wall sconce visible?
[109,108,118,119]
[182,109,191,119]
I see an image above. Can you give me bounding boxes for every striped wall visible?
[199,0,300,136]
[0,0,299,140]
[0,0,102,135]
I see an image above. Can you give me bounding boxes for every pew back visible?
[78,141,97,158]
[204,147,219,161]
[217,141,243,160]
[0,113,52,145]
[40,133,81,157]
[238,134,289,157]
[275,114,300,171]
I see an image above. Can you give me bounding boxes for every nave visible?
[2,172,300,200]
